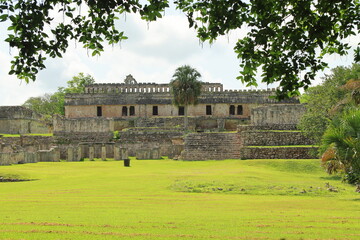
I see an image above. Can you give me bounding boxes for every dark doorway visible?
[178,106,185,116]
[122,106,128,116]
[237,105,243,115]
[206,105,212,115]
[129,106,135,116]
[153,106,158,115]
[97,106,102,117]
[229,105,235,115]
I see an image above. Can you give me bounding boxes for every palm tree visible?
[170,65,202,130]
[321,109,360,184]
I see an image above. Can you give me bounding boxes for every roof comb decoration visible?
[124,74,137,84]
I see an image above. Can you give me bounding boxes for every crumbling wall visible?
[251,104,306,129]
[133,117,246,131]
[53,115,114,143]
[180,132,241,160]
[237,125,317,159]
[238,130,314,146]
[0,106,50,134]
[117,128,184,158]
[54,115,113,133]
[0,147,59,166]
[0,136,54,153]
[240,147,317,159]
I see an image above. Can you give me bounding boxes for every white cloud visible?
[0,6,358,106]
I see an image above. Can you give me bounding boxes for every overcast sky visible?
[0,5,356,106]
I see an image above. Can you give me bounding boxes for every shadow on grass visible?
[320,175,342,181]
[0,176,37,183]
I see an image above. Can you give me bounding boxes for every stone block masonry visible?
[237,125,317,159]
[65,79,299,120]
[0,135,54,153]
[117,128,184,158]
[251,104,306,129]
[239,130,314,146]
[240,147,318,159]
[0,147,60,165]
[0,106,51,134]
[180,133,241,160]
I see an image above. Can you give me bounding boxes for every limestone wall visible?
[0,136,54,153]
[54,115,113,133]
[237,125,316,159]
[0,119,50,134]
[0,106,50,134]
[37,147,60,162]
[0,148,59,166]
[84,82,223,94]
[117,128,184,158]
[65,82,298,119]
[239,130,314,146]
[53,115,114,143]
[240,147,317,159]
[65,103,253,119]
[251,104,306,129]
[0,106,41,119]
[0,152,26,165]
[180,133,241,160]
[133,117,246,131]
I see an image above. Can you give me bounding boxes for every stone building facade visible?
[0,75,313,165]
[64,75,298,120]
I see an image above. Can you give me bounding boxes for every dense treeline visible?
[299,63,360,184]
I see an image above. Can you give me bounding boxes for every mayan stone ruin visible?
[0,75,315,164]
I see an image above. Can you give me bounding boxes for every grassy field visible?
[0,133,53,138]
[0,159,359,240]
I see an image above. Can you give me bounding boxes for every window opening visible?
[130,106,135,116]
[178,106,185,116]
[152,106,158,115]
[97,106,102,117]
[206,105,212,115]
[237,105,243,115]
[229,105,235,115]
[122,106,128,116]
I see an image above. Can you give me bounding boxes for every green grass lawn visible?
[0,159,359,240]
[0,133,53,138]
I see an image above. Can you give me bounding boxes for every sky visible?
[0,4,357,106]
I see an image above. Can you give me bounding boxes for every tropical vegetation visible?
[299,63,360,143]
[170,65,202,130]
[299,63,360,184]
[23,73,95,119]
[321,110,360,184]
[1,0,358,98]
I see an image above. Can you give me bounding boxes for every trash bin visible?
[124,158,130,167]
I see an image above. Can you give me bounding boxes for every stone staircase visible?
[180,132,241,160]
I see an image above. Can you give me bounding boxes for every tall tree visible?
[1,1,359,99]
[298,64,360,144]
[58,73,95,94]
[321,109,360,185]
[23,73,95,117]
[170,65,202,130]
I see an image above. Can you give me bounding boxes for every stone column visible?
[120,147,128,160]
[67,147,74,162]
[114,144,121,160]
[217,119,225,131]
[101,144,107,161]
[89,145,94,161]
[77,146,82,161]
[151,147,160,159]
[52,146,60,162]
